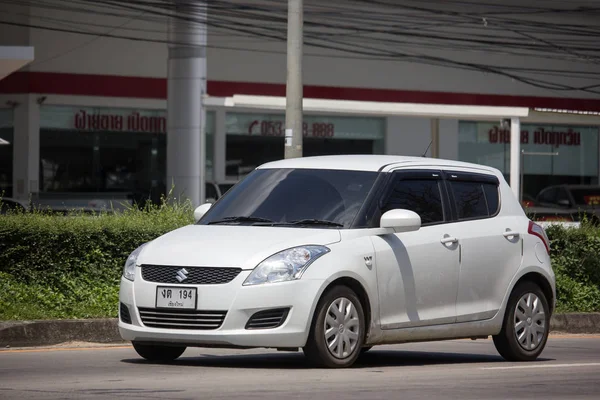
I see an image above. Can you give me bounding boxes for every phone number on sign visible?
[248,120,335,138]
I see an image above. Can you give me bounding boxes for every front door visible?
[372,170,460,329]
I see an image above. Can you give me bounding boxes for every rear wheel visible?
[493,281,550,361]
[303,285,365,368]
[132,342,186,362]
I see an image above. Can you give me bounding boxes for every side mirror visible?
[380,209,421,232]
[194,203,212,222]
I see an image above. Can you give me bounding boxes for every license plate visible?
[584,195,600,205]
[155,286,197,309]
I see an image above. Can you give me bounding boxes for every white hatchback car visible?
[119,155,555,368]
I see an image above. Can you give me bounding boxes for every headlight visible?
[243,245,330,286]
[122,243,148,281]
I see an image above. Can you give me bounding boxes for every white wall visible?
[0,2,29,46]
[439,119,459,161]
[385,117,432,157]
[0,0,595,102]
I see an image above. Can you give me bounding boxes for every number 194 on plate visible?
[156,286,197,309]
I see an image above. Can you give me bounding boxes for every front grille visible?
[245,308,290,330]
[138,307,227,330]
[141,265,242,285]
[120,302,132,324]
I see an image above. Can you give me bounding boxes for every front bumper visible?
[118,270,324,349]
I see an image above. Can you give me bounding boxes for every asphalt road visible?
[1,335,599,400]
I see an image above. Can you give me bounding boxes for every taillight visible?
[528,221,550,254]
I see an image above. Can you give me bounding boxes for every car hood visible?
[137,224,341,270]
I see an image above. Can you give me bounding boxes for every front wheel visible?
[132,342,186,362]
[493,281,550,361]
[303,285,366,368]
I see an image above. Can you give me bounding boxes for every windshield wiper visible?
[279,219,344,227]
[207,216,275,225]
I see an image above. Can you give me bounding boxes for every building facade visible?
[1,0,599,209]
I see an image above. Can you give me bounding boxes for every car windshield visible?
[199,168,379,228]
[571,188,600,206]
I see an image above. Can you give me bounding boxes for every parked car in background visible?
[0,197,28,214]
[521,194,537,208]
[205,181,236,203]
[521,195,593,227]
[119,155,555,368]
[536,184,600,216]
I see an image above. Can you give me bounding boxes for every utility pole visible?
[167,0,207,207]
[284,0,304,159]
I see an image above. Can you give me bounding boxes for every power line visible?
[1,0,598,94]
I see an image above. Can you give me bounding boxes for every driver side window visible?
[381,177,446,226]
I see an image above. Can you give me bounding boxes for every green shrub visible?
[1,198,599,320]
[0,198,194,320]
[546,223,600,313]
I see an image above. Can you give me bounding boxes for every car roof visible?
[257,154,501,175]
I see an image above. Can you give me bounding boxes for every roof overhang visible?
[204,94,530,120]
[0,46,35,81]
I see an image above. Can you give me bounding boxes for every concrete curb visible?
[0,319,123,348]
[1,313,599,348]
[550,313,600,334]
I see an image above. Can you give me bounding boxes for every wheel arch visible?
[511,271,556,315]
[311,276,373,343]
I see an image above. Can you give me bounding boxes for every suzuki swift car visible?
[119,155,555,368]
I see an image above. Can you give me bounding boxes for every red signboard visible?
[74,110,166,133]
[488,126,581,147]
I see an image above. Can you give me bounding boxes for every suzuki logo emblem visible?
[176,268,189,282]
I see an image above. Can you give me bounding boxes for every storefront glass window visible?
[39,105,214,204]
[458,121,599,199]
[0,109,13,198]
[224,112,385,180]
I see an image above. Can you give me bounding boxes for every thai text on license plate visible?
[156,286,197,309]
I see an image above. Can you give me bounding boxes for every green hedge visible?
[546,224,600,313]
[0,201,599,320]
[0,200,194,320]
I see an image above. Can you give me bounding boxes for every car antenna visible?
[421,140,433,157]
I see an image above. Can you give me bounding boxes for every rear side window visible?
[382,179,445,225]
[450,181,500,220]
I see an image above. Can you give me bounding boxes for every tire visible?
[132,342,186,362]
[303,285,366,368]
[493,281,550,361]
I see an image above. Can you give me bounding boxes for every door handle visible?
[441,236,458,245]
[503,230,520,239]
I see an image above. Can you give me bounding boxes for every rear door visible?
[445,171,523,323]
